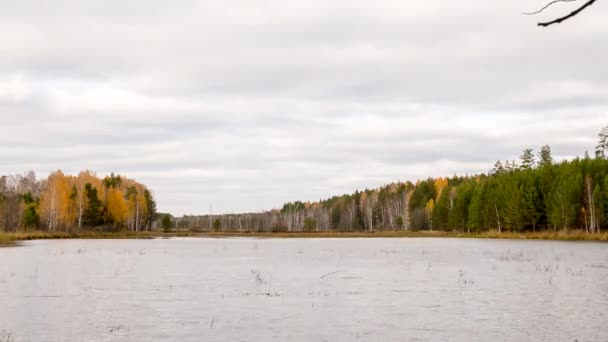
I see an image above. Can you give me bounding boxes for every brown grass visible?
[199,230,453,239]
[0,232,16,246]
[200,230,608,240]
[1,229,607,243]
[456,230,608,241]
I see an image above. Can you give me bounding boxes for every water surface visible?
[1,238,607,341]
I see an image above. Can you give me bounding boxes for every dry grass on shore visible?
[203,230,608,241]
[1,229,607,244]
[0,230,161,245]
[458,230,608,241]
[0,233,14,246]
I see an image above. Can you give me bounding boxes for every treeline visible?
[172,126,608,234]
[0,171,157,232]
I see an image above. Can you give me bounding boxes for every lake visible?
[1,238,607,341]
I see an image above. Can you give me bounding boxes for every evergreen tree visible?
[539,145,553,167]
[83,183,103,226]
[467,181,486,233]
[144,189,157,230]
[480,178,503,232]
[304,217,317,231]
[213,218,222,231]
[520,148,535,170]
[503,180,524,231]
[596,125,608,159]
[450,182,475,232]
[521,177,540,231]
[492,160,505,175]
[408,178,436,230]
[432,186,452,230]
[547,165,582,230]
[22,192,39,228]
[161,214,173,232]
[504,160,518,173]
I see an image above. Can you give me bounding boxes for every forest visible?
[172,126,608,234]
[0,171,156,232]
[3,126,608,235]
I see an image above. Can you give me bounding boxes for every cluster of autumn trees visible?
[5,127,608,235]
[175,126,608,234]
[0,171,157,232]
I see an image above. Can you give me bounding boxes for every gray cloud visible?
[0,0,607,214]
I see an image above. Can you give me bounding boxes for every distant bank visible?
[2,229,607,246]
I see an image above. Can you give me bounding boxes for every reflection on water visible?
[1,238,607,341]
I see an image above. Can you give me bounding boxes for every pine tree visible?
[547,167,582,230]
[520,148,535,170]
[144,189,157,230]
[450,182,475,232]
[83,183,103,226]
[503,181,524,231]
[161,214,172,232]
[432,187,452,231]
[467,180,488,233]
[539,145,553,167]
[22,192,39,229]
[492,161,505,175]
[485,178,504,232]
[521,179,540,231]
[596,125,608,159]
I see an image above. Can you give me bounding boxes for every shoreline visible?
[1,229,608,245]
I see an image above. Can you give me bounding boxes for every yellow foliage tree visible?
[434,177,448,201]
[39,170,71,230]
[106,188,128,225]
[73,170,101,228]
[122,181,150,232]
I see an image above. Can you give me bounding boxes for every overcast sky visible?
[1,1,607,215]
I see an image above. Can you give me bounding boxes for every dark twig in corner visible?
[537,0,597,27]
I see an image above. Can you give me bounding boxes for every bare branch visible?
[538,0,596,27]
[523,0,577,15]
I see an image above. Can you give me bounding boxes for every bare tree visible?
[524,0,597,27]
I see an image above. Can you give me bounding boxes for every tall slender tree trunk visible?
[586,176,596,234]
[136,200,140,232]
[494,204,502,233]
[17,205,22,231]
[49,188,56,231]
[78,200,83,229]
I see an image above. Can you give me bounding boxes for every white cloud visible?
[0,0,607,215]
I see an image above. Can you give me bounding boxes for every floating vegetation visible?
[381,249,397,255]
[535,264,559,273]
[0,330,15,342]
[566,268,584,277]
[498,249,533,262]
[457,270,475,285]
[250,269,266,285]
[108,325,127,334]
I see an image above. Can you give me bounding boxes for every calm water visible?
[1,238,607,341]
